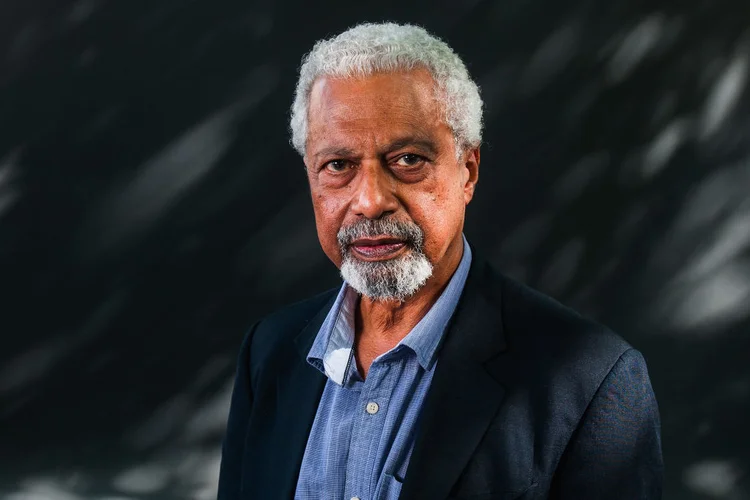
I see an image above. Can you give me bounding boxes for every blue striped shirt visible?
[294,236,472,500]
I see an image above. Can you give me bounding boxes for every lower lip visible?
[351,242,406,259]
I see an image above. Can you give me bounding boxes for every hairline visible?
[302,67,468,160]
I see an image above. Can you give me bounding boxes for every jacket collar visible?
[400,252,508,499]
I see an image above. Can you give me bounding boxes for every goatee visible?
[337,218,433,302]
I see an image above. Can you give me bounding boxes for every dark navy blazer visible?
[218,254,663,499]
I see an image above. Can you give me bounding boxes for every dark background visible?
[1,0,749,498]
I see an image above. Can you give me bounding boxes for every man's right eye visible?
[324,160,350,172]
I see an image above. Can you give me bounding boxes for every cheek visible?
[314,194,346,224]
[311,192,347,258]
[313,197,336,232]
[413,180,465,249]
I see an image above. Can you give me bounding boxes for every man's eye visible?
[394,154,425,168]
[324,160,350,173]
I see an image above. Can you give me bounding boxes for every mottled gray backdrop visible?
[1,0,749,498]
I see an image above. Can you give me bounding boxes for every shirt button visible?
[366,401,379,414]
[351,497,361,500]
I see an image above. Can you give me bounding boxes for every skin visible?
[304,68,480,377]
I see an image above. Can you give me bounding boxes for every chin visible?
[339,247,434,301]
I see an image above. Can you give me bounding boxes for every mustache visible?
[337,218,425,249]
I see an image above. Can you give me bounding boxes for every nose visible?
[350,162,399,219]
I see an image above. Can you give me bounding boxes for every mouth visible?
[349,237,408,261]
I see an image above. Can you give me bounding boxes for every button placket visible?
[361,361,390,418]
[344,360,388,500]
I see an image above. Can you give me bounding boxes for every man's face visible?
[304,68,479,300]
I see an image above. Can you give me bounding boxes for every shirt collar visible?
[307,235,473,386]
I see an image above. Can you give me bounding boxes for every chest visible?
[295,354,436,499]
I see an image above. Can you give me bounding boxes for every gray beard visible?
[337,218,434,302]
[340,249,433,302]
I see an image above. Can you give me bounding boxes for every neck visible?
[355,234,465,342]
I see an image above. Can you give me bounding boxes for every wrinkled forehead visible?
[305,69,449,152]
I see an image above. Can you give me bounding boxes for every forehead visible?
[306,69,449,155]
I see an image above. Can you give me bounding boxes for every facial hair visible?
[337,218,433,302]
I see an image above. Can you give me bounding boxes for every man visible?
[218,22,663,500]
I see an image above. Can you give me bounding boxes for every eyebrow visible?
[312,136,439,161]
[384,137,438,156]
[312,146,360,161]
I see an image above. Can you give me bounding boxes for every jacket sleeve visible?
[217,323,259,500]
[552,348,664,499]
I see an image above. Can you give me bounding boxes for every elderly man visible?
[218,22,663,500]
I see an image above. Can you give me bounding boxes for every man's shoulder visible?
[471,262,643,420]
[501,272,629,351]
[259,287,338,331]
[248,287,338,360]
[476,260,632,373]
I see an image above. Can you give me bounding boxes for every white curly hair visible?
[289,22,483,158]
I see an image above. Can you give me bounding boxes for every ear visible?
[461,146,480,205]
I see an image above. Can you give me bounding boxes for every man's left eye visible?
[394,154,425,167]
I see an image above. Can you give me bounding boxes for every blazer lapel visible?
[251,292,335,499]
[401,258,508,500]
